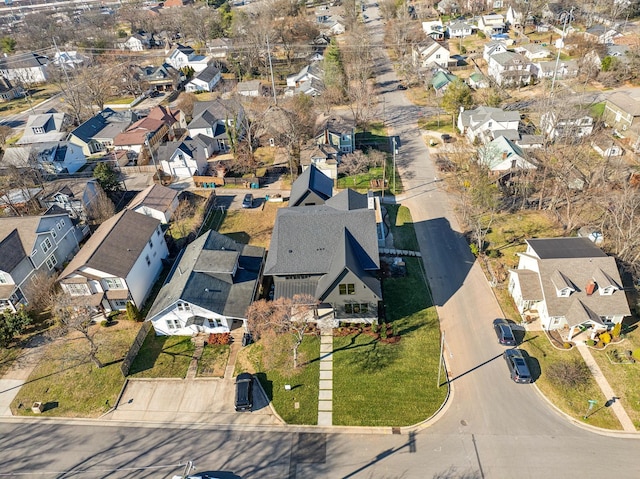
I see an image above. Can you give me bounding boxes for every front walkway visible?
[318,322,334,426]
[575,342,636,432]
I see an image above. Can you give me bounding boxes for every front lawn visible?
[386,204,419,251]
[197,344,230,377]
[237,336,321,425]
[418,116,456,134]
[333,257,446,426]
[11,321,140,417]
[519,333,621,429]
[128,334,194,378]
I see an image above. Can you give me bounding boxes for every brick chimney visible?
[586,280,596,296]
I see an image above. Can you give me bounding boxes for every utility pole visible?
[550,7,573,97]
[53,37,80,125]
[145,132,159,182]
[392,136,397,194]
[266,35,277,106]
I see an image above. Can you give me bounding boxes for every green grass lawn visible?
[333,258,446,426]
[418,116,456,134]
[250,337,321,425]
[337,166,385,191]
[386,204,419,250]
[519,333,621,430]
[589,102,606,119]
[128,334,194,378]
[197,344,230,377]
[11,321,140,417]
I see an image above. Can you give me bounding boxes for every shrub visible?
[107,311,119,320]
[469,243,479,256]
[392,322,398,336]
[611,322,622,339]
[380,326,387,340]
[460,45,467,54]
[632,349,640,362]
[585,339,595,347]
[126,301,142,322]
[599,332,611,344]
[371,322,378,333]
[595,341,604,348]
[546,359,591,390]
[207,332,231,345]
[101,320,110,327]
[487,249,501,258]
[477,31,486,39]
[563,342,572,349]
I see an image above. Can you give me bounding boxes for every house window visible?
[145,255,151,266]
[31,249,37,257]
[46,255,57,271]
[157,228,161,236]
[58,219,65,229]
[345,303,369,314]
[112,299,128,310]
[65,283,90,296]
[166,319,180,330]
[41,238,52,254]
[435,54,441,59]
[339,284,355,295]
[0,273,7,284]
[148,239,153,249]
[51,229,57,239]
[177,302,191,312]
[600,286,614,296]
[104,278,124,289]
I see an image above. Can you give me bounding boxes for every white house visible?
[58,210,169,312]
[38,178,102,223]
[2,142,87,175]
[412,38,451,69]
[287,61,323,88]
[237,80,263,97]
[157,135,214,179]
[207,37,232,58]
[487,51,534,87]
[53,51,89,69]
[119,34,150,52]
[508,238,630,340]
[126,184,179,224]
[514,43,552,61]
[422,19,446,41]
[477,14,506,35]
[18,112,71,145]
[448,21,475,38]
[185,64,221,92]
[540,111,594,140]
[147,229,265,336]
[483,40,508,62]
[0,76,23,102]
[478,136,537,173]
[534,60,579,79]
[300,143,339,180]
[457,106,521,144]
[0,53,49,85]
[592,138,624,158]
[166,44,210,73]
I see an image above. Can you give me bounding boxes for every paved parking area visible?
[108,377,281,426]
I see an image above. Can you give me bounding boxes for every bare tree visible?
[246,294,319,369]
[0,125,14,151]
[51,293,104,368]
[339,151,371,187]
[22,270,58,315]
[86,188,116,226]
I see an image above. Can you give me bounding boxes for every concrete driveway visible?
[107,377,282,426]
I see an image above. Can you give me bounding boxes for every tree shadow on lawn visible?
[329,333,400,372]
[127,336,193,375]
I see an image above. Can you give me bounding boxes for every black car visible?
[396,84,407,91]
[235,373,253,411]
[440,133,452,143]
[493,318,516,346]
[504,349,532,384]
[242,193,253,208]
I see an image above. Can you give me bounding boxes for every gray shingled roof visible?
[511,269,543,301]
[324,188,369,211]
[194,64,220,83]
[59,210,160,280]
[147,229,265,319]
[289,164,333,206]
[127,184,178,213]
[265,205,379,276]
[527,237,607,260]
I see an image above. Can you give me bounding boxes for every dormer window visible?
[599,286,614,296]
[557,287,572,297]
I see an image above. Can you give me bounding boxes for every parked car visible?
[235,372,254,411]
[504,349,532,383]
[242,193,254,208]
[493,318,516,346]
[440,133,452,143]
[396,84,407,90]
[242,332,252,347]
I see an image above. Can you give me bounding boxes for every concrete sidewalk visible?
[575,342,636,432]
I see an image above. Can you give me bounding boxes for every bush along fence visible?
[120,321,152,377]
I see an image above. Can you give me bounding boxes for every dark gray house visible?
[147,229,265,336]
[265,188,382,325]
[289,164,334,207]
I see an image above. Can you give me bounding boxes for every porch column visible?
[567,325,576,341]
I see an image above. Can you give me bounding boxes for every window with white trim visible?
[177,302,191,312]
[104,278,124,289]
[51,229,57,239]
[46,255,57,271]
[145,255,151,266]
[65,283,90,296]
[0,273,7,284]
[166,319,180,330]
[41,238,52,254]
[148,239,153,249]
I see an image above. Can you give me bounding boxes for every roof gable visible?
[289,164,333,206]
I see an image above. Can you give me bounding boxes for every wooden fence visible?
[120,321,152,377]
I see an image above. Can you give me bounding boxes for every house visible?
[287,61,324,89]
[69,109,137,156]
[134,64,183,92]
[542,3,574,24]
[265,188,382,325]
[187,99,245,153]
[457,106,521,144]
[412,38,451,69]
[483,40,508,62]
[487,51,534,87]
[300,144,339,180]
[584,25,622,45]
[477,14,506,35]
[58,209,169,312]
[478,136,537,173]
[237,80,264,97]
[315,116,355,154]
[437,0,459,15]
[591,138,624,158]
[515,134,544,149]
[207,37,233,58]
[113,116,168,154]
[534,60,579,79]
[603,91,640,140]
[17,112,70,145]
[431,70,458,95]
[157,135,214,178]
[287,78,325,97]
[0,76,23,102]
[185,63,221,92]
[508,237,630,340]
[147,229,265,336]
[448,21,475,38]
[467,72,489,89]
[52,51,89,69]
[514,43,551,61]
[540,111,594,140]
[38,178,102,222]
[120,33,150,52]
[326,17,346,35]
[126,184,179,224]
[0,53,49,85]
[0,209,86,312]
[422,20,446,41]
[165,44,210,73]
[289,164,334,206]
[1,142,86,175]
[0,187,42,215]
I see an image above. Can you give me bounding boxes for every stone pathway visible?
[224,328,245,380]
[318,325,334,426]
[575,342,636,431]
[186,334,206,380]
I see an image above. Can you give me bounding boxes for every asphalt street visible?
[2,5,640,479]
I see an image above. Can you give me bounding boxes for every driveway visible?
[107,377,281,426]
